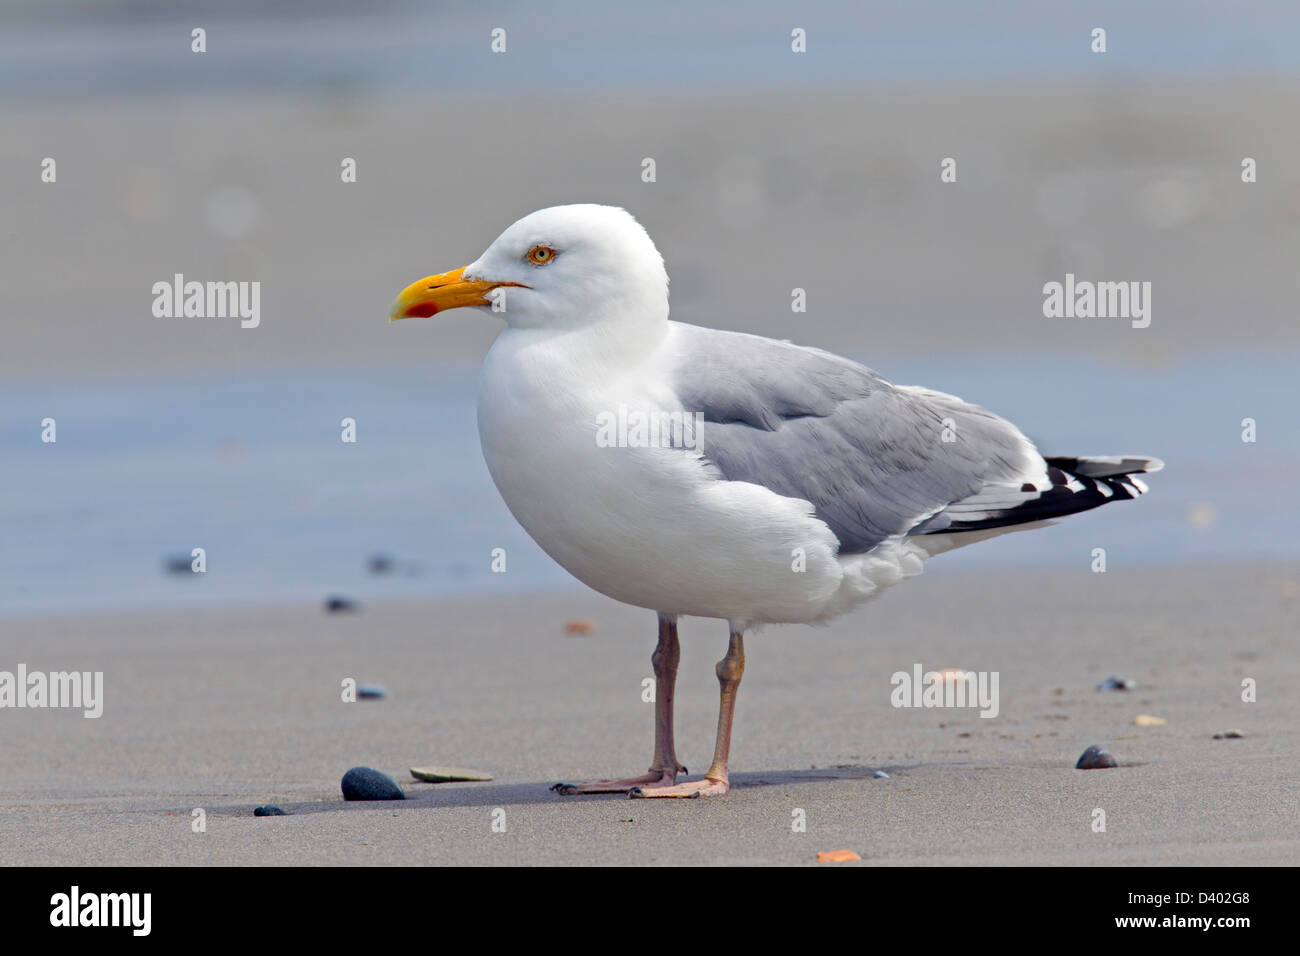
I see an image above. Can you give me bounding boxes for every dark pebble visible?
[357,683,388,699]
[324,595,359,613]
[1075,745,1118,769]
[254,805,287,816]
[1096,676,1137,691]
[367,554,395,575]
[341,766,405,801]
[163,555,195,575]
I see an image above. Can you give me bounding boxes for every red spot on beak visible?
[405,302,439,318]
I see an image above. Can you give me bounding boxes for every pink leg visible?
[631,626,744,799]
[552,614,687,795]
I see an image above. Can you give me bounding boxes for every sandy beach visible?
[2,562,1295,866]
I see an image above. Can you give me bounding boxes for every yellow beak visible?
[389,266,527,321]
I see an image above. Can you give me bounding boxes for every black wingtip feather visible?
[922,458,1155,536]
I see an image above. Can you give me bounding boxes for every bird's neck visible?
[500,308,670,382]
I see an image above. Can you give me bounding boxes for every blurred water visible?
[1,0,1298,103]
[2,351,1295,618]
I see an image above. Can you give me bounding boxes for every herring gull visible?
[390,204,1162,798]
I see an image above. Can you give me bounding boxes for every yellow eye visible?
[527,245,555,265]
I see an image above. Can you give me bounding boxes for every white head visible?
[390,204,668,331]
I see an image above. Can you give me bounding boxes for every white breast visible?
[475,326,857,626]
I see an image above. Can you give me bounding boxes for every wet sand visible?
[1,562,1295,866]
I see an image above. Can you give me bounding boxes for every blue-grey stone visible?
[163,554,197,575]
[341,766,405,801]
[357,684,388,699]
[1096,676,1137,691]
[1076,745,1118,769]
[254,805,287,816]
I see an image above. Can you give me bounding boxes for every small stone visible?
[872,770,890,779]
[341,766,405,801]
[564,618,595,635]
[410,766,494,783]
[367,554,395,574]
[1133,714,1166,726]
[357,684,388,699]
[1212,729,1245,739]
[162,554,197,575]
[254,805,287,816]
[1096,676,1137,691]
[324,595,359,613]
[817,849,861,862]
[1076,745,1118,769]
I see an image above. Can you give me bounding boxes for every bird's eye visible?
[527,245,556,265]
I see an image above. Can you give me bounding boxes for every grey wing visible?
[666,324,1050,554]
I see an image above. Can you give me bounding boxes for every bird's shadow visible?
[221,765,899,817]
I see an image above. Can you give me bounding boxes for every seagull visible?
[390,204,1161,798]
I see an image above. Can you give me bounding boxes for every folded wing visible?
[667,324,1158,555]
